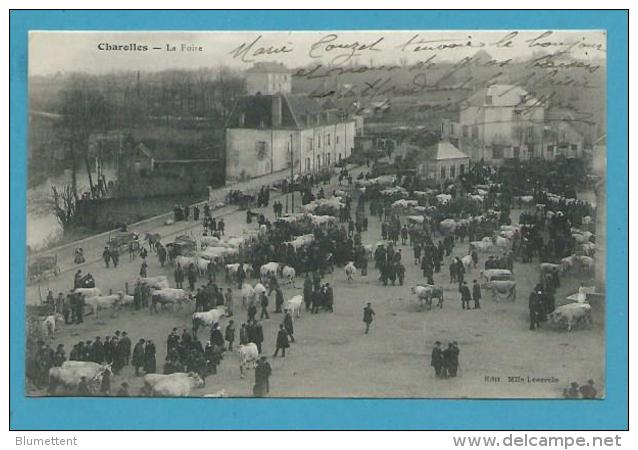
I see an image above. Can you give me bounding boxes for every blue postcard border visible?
[9,10,628,430]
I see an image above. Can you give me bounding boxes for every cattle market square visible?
[25,39,606,399]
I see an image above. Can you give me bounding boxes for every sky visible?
[28,30,606,76]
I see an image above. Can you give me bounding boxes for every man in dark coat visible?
[210,323,225,350]
[253,356,272,397]
[529,287,542,330]
[472,280,482,309]
[363,302,375,334]
[225,320,236,351]
[303,274,313,311]
[247,300,257,322]
[283,310,295,342]
[259,291,270,319]
[460,281,472,310]
[431,341,444,377]
[324,283,334,312]
[274,287,284,313]
[144,340,157,374]
[253,321,264,354]
[92,337,104,364]
[239,322,249,345]
[120,331,132,366]
[132,339,146,376]
[273,324,290,357]
[174,263,185,289]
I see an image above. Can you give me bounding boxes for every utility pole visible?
[290,133,295,214]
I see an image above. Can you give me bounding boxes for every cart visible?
[107,231,140,252]
[27,255,60,284]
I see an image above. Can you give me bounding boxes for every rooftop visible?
[245,62,290,74]
[466,84,540,108]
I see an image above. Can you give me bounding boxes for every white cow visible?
[73,287,102,298]
[281,265,296,286]
[561,255,575,273]
[285,295,303,318]
[439,219,457,235]
[481,269,513,283]
[253,282,267,298]
[345,261,357,281]
[199,236,221,249]
[151,288,191,312]
[139,276,170,290]
[574,255,595,274]
[238,343,259,378]
[143,372,204,397]
[411,285,444,310]
[41,313,63,337]
[436,194,452,205]
[260,262,281,282]
[192,306,227,333]
[48,361,110,393]
[84,294,121,318]
[117,291,135,307]
[581,242,596,256]
[240,285,256,308]
[175,256,209,275]
[549,303,592,331]
[461,255,473,272]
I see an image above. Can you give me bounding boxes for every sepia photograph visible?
[24,29,607,399]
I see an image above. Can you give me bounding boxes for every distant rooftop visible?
[245,62,290,74]
[466,84,540,108]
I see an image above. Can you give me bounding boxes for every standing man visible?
[253,320,264,354]
[132,339,146,376]
[472,280,482,310]
[273,324,290,357]
[253,356,272,397]
[431,341,444,378]
[139,260,148,278]
[459,281,472,310]
[174,263,184,289]
[102,247,111,268]
[529,287,542,330]
[120,331,132,366]
[225,288,234,317]
[363,302,375,334]
[283,309,295,343]
[258,291,270,319]
[225,320,236,351]
[274,287,284,314]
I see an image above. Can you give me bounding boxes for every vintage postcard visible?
[25,29,606,400]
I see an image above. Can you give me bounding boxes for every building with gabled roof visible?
[407,141,470,182]
[225,91,361,181]
[441,84,587,164]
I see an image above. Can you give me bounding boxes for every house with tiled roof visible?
[441,84,588,164]
[402,141,470,182]
[225,68,360,181]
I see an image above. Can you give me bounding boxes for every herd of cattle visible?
[35,168,600,397]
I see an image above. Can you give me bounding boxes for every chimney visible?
[272,95,282,127]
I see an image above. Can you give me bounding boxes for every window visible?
[512,110,522,121]
[527,126,535,138]
[327,134,331,145]
[317,155,321,169]
[338,153,342,161]
[471,125,479,139]
[462,125,469,138]
[485,95,493,105]
[547,145,554,154]
[571,144,578,151]
[306,138,313,151]
[255,141,267,159]
[459,164,465,175]
[492,146,504,159]
[440,165,446,179]
[513,146,520,158]
[305,158,311,171]
[449,165,456,178]
[318,136,321,148]
[336,136,340,144]
[326,153,331,165]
